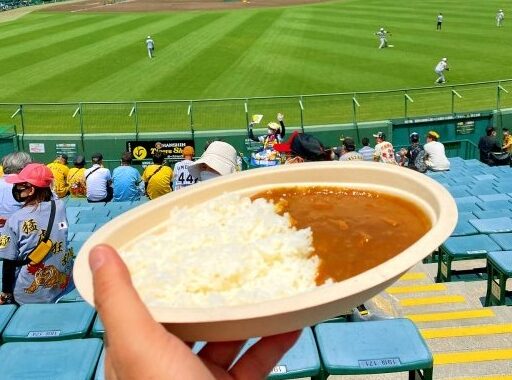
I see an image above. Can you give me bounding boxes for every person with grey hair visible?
[0,152,32,231]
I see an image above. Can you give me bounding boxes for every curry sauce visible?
[252,186,431,284]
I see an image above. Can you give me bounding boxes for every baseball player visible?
[145,36,155,58]
[497,9,505,27]
[375,27,391,49]
[436,13,443,30]
[434,57,449,84]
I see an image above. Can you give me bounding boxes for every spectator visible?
[0,152,32,232]
[248,113,286,149]
[478,127,502,165]
[85,153,113,203]
[399,132,425,171]
[503,128,512,153]
[424,131,450,171]
[87,244,299,379]
[0,163,72,305]
[67,155,87,198]
[188,141,238,180]
[373,132,397,164]
[112,152,143,202]
[47,154,69,198]
[274,131,334,163]
[142,151,173,200]
[172,146,198,191]
[340,137,363,161]
[358,137,375,161]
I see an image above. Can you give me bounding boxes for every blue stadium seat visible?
[457,203,481,213]
[91,315,104,338]
[477,194,511,202]
[78,216,111,225]
[0,338,103,380]
[66,199,90,208]
[68,240,85,257]
[2,302,95,342]
[490,233,512,250]
[232,328,321,379]
[314,319,433,380]
[78,209,110,219]
[476,200,512,211]
[485,251,512,306]
[0,305,17,335]
[469,217,512,234]
[68,223,96,233]
[455,196,479,205]
[57,288,84,303]
[72,231,94,242]
[473,209,511,219]
[94,347,106,380]
[451,220,478,237]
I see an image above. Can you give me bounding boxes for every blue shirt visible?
[358,146,376,161]
[112,165,142,202]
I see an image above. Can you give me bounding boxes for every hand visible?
[89,244,300,380]
[277,113,284,122]
[0,292,14,305]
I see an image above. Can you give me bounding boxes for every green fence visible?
[1,79,511,137]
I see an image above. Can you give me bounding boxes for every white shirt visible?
[435,61,447,73]
[437,15,443,22]
[497,11,505,20]
[424,141,450,171]
[146,38,154,49]
[172,159,198,190]
[374,141,397,164]
[85,164,112,201]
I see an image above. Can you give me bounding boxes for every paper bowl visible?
[73,161,457,341]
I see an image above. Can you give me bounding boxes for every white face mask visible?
[199,171,220,181]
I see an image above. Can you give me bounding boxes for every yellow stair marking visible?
[450,375,512,380]
[406,308,495,322]
[435,348,512,365]
[399,272,427,281]
[387,283,446,294]
[400,295,465,307]
[421,323,512,339]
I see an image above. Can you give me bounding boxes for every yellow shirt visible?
[504,135,512,153]
[142,164,173,200]
[67,167,86,198]
[47,160,70,198]
[0,165,3,177]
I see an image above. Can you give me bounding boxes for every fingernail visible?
[89,245,107,273]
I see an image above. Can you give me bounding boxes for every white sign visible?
[270,365,287,374]
[29,143,45,154]
[27,330,61,338]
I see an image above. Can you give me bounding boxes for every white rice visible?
[122,193,319,308]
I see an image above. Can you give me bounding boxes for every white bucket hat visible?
[188,141,238,178]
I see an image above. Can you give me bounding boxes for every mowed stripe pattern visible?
[0,0,511,105]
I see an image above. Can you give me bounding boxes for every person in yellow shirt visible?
[142,151,173,200]
[47,154,69,198]
[67,155,87,198]
[502,128,512,154]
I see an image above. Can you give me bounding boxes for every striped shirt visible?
[358,146,375,161]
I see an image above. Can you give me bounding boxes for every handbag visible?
[489,152,510,166]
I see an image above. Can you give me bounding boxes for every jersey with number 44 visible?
[173,160,198,190]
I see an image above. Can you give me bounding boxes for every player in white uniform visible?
[375,28,391,49]
[172,146,198,191]
[145,36,155,58]
[434,58,449,84]
[497,10,505,27]
[436,13,443,30]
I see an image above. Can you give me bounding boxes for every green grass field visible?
[0,0,512,133]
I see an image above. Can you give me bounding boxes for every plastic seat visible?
[450,220,478,237]
[473,209,511,219]
[455,196,479,205]
[72,231,94,242]
[477,200,512,211]
[2,302,95,342]
[0,305,17,335]
[79,216,111,225]
[232,328,321,379]
[69,240,85,257]
[94,347,106,380]
[314,319,433,380]
[490,233,512,250]
[457,203,482,213]
[467,185,498,196]
[485,251,512,306]
[0,338,102,380]
[68,223,96,233]
[477,193,511,202]
[57,288,84,303]
[473,174,497,181]
[66,199,90,208]
[78,209,110,219]
[437,235,502,282]
[91,315,104,338]
[469,217,512,234]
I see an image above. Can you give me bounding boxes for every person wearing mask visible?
[85,153,113,203]
[424,131,450,171]
[67,155,87,198]
[172,146,198,191]
[47,154,69,198]
[142,151,173,200]
[478,127,502,165]
[0,152,32,233]
[188,141,238,181]
[0,163,72,305]
[112,152,143,202]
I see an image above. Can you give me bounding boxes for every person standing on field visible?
[496,10,505,27]
[436,13,443,30]
[375,28,391,49]
[145,36,155,58]
[434,57,449,84]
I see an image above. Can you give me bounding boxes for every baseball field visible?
[0,0,511,133]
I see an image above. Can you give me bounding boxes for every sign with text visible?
[358,357,401,368]
[456,120,475,135]
[127,140,194,161]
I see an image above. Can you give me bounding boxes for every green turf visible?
[0,0,511,133]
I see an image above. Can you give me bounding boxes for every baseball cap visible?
[428,131,440,139]
[343,137,356,150]
[58,153,68,162]
[91,153,103,162]
[274,131,329,161]
[182,146,195,157]
[188,141,237,178]
[410,132,420,142]
[6,163,53,188]
[442,57,447,61]
[373,131,386,139]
